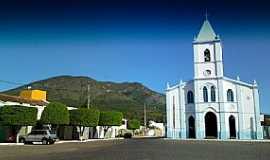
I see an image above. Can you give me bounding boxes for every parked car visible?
[123,133,132,139]
[19,130,58,145]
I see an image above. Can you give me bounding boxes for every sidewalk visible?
[163,138,270,143]
[0,138,125,146]
[55,138,124,144]
[0,143,24,146]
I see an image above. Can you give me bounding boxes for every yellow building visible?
[20,90,47,101]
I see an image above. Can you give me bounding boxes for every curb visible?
[55,138,124,144]
[163,138,270,143]
[0,138,125,146]
[0,143,24,146]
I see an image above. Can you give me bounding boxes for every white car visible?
[19,130,58,145]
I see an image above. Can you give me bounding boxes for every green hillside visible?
[3,76,166,122]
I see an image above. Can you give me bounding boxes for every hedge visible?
[127,119,140,131]
[0,105,37,126]
[99,111,123,126]
[40,102,69,125]
[69,108,100,127]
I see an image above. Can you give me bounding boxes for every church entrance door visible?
[205,112,217,139]
[229,116,236,139]
[188,116,196,138]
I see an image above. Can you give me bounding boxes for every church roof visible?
[195,19,219,42]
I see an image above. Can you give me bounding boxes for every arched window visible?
[187,91,194,104]
[211,86,216,102]
[203,86,208,102]
[227,89,234,102]
[204,49,211,62]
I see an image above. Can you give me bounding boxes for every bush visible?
[99,111,123,126]
[70,108,100,138]
[127,119,140,131]
[0,105,37,126]
[0,105,38,143]
[40,102,69,125]
[70,108,100,127]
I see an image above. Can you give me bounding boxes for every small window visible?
[204,49,211,62]
[227,89,234,102]
[204,70,212,76]
[30,131,37,135]
[211,86,216,102]
[187,91,194,104]
[203,86,208,102]
[206,70,211,75]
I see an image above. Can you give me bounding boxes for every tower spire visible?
[205,9,208,20]
[194,11,219,42]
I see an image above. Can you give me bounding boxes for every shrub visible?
[127,119,140,131]
[70,108,100,138]
[98,111,123,138]
[99,111,123,126]
[40,102,69,125]
[70,108,100,127]
[0,105,38,142]
[0,105,37,126]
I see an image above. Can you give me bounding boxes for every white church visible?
[166,18,263,140]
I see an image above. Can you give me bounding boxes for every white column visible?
[252,83,263,139]
[179,83,186,139]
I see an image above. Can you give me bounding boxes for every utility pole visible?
[87,83,90,109]
[144,103,147,136]
[144,103,147,127]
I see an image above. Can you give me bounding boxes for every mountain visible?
[3,76,166,122]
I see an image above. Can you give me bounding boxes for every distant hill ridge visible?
[3,75,166,122]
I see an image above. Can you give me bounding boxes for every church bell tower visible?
[193,18,224,79]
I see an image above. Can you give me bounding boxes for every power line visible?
[0,79,83,92]
[0,79,25,86]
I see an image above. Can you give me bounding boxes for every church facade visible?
[166,18,263,140]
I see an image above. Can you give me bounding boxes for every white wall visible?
[184,81,195,113]
[166,86,181,130]
[193,42,223,79]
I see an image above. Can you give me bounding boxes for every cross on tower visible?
[205,10,208,20]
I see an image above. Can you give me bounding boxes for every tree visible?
[0,105,37,142]
[99,111,123,126]
[69,108,100,140]
[99,111,123,138]
[127,119,140,135]
[40,102,69,134]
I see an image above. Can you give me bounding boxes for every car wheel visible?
[42,139,48,145]
[19,138,25,144]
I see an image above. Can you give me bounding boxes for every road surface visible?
[0,138,269,160]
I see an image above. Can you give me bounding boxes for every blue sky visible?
[0,0,269,113]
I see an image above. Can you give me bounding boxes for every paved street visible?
[0,138,270,160]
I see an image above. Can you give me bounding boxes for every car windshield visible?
[30,130,47,135]
[49,130,56,134]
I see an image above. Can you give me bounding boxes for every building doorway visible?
[229,116,236,139]
[205,112,217,139]
[188,116,196,138]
